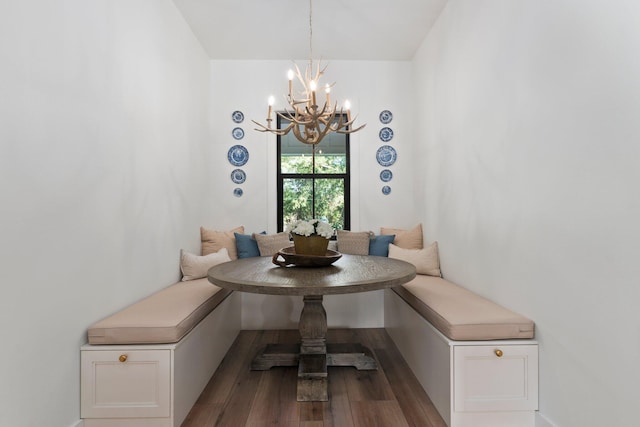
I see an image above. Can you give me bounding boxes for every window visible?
[277,115,351,232]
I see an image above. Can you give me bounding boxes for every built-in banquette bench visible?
[338,223,538,427]
[81,223,538,427]
[80,246,241,427]
[384,274,538,427]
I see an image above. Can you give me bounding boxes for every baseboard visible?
[536,412,556,427]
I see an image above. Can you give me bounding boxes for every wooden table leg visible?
[299,295,327,355]
[297,295,328,401]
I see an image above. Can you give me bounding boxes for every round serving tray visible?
[272,246,342,268]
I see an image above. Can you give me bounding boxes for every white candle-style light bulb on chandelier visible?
[252,0,365,145]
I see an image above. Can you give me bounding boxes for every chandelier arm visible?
[314,125,332,142]
[293,63,308,95]
[288,109,315,125]
[318,112,339,128]
[279,120,297,133]
[252,119,293,136]
[313,62,321,82]
[277,110,296,121]
[313,112,338,142]
[280,108,306,124]
[318,117,335,127]
[314,62,327,82]
[343,114,363,127]
[319,109,343,129]
[292,99,311,108]
[309,102,329,119]
[335,123,367,134]
[251,119,271,132]
[253,127,287,136]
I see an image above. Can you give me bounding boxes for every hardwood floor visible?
[181,328,447,427]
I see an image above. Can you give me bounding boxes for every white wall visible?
[0,2,211,426]
[413,1,640,426]
[208,60,420,329]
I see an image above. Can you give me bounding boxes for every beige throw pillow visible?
[201,225,244,260]
[337,230,371,255]
[388,242,441,277]
[381,223,424,249]
[180,248,231,281]
[255,232,291,256]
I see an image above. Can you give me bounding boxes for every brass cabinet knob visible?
[494,349,504,358]
[119,354,128,363]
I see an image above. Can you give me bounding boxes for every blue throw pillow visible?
[235,232,264,258]
[368,234,396,257]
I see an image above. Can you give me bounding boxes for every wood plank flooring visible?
[181,328,447,427]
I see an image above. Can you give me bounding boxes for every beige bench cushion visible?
[88,278,231,345]
[393,275,534,340]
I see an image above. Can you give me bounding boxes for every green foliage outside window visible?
[282,154,346,230]
[281,153,347,174]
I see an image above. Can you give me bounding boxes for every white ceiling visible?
[172,0,448,61]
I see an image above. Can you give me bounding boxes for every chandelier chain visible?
[309,0,313,71]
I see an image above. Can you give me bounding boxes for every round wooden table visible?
[208,253,416,402]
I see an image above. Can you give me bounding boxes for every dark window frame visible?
[276,114,351,233]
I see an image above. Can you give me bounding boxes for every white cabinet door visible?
[81,349,171,418]
[453,344,538,412]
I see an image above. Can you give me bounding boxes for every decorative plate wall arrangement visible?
[380,169,393,182]
[232,110,244,123]
[232,127,245,140]
[228,144,249,167]
[378,110,395,195]
[230,169,246,184]
[230,111,247,197]
[379,127,394,142]
[379,110,393,124]
[376,145,397,167]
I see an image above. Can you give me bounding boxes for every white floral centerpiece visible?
[285,219,334,255]
[286,219,334,239]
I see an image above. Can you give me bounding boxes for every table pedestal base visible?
[251,343,378,401]
[251,295,377,401]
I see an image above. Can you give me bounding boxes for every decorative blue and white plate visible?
[379,127,394,142]
[232,127,245,140]
[230,169,246,184]
[232,111,244,123]
[382,185,391,195]
[379,110,393,124]
[380,169,393,182]
[376,145,397,167]
[233,188,243,197]
[227,145,249,166]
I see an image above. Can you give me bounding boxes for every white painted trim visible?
[536,412,556,427]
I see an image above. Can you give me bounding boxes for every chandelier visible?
[252,0,365,145]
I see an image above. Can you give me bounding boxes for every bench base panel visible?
[384,289,538,427]
[81,291,240,427]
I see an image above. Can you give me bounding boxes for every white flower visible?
[285,219,334,239]
[315,221,334,238]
